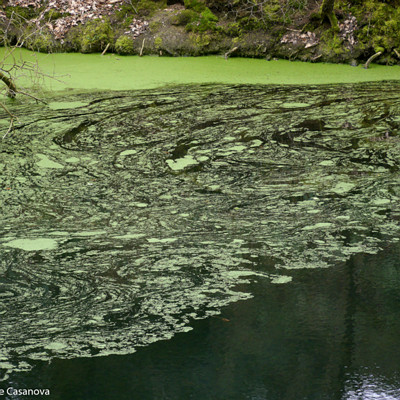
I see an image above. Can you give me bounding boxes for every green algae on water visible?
[0,81,399,380]
[1,48,400,93]
[3,238,58,251]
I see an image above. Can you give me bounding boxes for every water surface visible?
[2,48,400,91]
[0,81,399,398]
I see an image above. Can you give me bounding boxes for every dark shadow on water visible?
[5,244,400,400]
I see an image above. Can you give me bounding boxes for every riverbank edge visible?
[2,2,400,66]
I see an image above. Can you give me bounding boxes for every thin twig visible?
[0,102,19,139]
[16,89,48,104]
[0,101,15,118]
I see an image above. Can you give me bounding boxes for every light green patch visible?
[166,155,199,171]
[229,145,247,152]
[113,233,146,239]
[250,139,263,147]
[65,157,80,163]
[270,275,292,284]
[319,160,335,166]
[132,202,148,208]
[0,362,14,369]
[48,101,88,110]
[48,231,70,236]
[45,342,68,350]
[147,238,178,243]
[281,260,330,269]
[281,102,310,108]
[303,222,333,230]
[72,231,107,237]
[120,150,138,156]
[3,238,58,251]
[331,182,356,194]
[372,198,391,205]
[36,154,64,169]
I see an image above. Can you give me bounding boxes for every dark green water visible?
[5,245,400,400]
[0,82,399,399]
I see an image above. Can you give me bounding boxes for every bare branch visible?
[0,102,19,139]
[0,71,17,98]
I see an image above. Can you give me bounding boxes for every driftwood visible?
[224,46,239,60]
[0,71,17,98]
[364,51,382,69]
[139,38,145,57]
[101,43,110,56]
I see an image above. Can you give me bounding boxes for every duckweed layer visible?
[2,48,400,92]
[0,82,399,379]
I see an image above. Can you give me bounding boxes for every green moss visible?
[263,0,282,23]
[115,35,135,55]
[23,27,58,53]
[184,0,206,13]
[130,0,167,17]
[189,32,211,48]
[171,9,198,26]
[5,6,38,20]
[80,18,114,53]
[321,30,346,56]
[185,7,218,32]
[154,36,163,49]
[114,3,137,21]
[347,0,400,53]
[222,22,242,37]
[64,25,84,52]
[30,34,54,53]
[43,10,68,20]
[149,20,162,31]
[236,16,267,31]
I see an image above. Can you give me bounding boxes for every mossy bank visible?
[1,0,400,65]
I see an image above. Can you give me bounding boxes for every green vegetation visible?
[184,0,207,13]
[4,5,39,19]
[171,9,199,26]
[186,8,218,32]
[350,0,400,54]
[80,18,114,53]
[154,35,163,49]
[1,0,400,63]
[115,35,135,55]
[27,30,58,53]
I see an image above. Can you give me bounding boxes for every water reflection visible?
[344,369,400,400]
[4,245,400,400]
